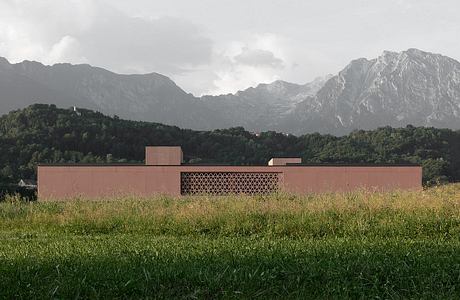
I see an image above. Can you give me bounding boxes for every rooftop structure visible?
[38,146,422,199]
[18,179,37,190]
[145,146,183,166]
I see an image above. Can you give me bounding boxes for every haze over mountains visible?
[1,48,459,135]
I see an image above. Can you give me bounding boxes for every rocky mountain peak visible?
[287,48,460,135]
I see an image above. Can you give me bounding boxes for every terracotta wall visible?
[38,166,180,199]
[145,146,183,165]
[268,158,302,166]
[38,165,422,200]
[281,166,422,193]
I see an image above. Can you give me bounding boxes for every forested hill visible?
[1,104,459,185]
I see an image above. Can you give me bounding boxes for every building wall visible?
[268,158,302,166]
[145,146,183,166]
[38,166,180,199]
[281,166,422,193]
[38,165,422,200]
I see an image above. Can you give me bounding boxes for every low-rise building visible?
[38,146,422,199]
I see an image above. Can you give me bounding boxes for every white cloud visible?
[0,0,97,63]
[234,47,284,68]
[202,34,289,95]
[212,65,281,95]
[48,36,88,64]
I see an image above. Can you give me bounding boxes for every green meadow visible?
[1,185,460,299]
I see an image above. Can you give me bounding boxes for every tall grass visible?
[1,185,460,298]
[2,235,460,299]
[1,184,460,238]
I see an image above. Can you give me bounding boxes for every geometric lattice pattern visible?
[181,172,280,195]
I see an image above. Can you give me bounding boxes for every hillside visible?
[0,104,459,185]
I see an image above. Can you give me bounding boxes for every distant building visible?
[18,179,37,190]
[37,146,422,200]
[72,106,81,116]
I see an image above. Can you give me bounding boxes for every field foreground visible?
[1,185,460,299]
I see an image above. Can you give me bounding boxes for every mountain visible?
[1,49,460,135]
[201,76,331,131]
[0,58,222,129]
[283,49,460,135]
[0,57,329,131]
[0,57,96,114]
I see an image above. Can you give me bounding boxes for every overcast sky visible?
[0,0,459,95]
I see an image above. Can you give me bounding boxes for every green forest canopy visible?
[1,104,459,185]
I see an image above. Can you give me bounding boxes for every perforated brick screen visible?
[181,172,280,195]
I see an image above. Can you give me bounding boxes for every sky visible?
[0,0,459,96]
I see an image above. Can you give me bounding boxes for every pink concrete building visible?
[38,146,422,199]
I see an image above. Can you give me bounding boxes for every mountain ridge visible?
[280,48,460,134]
[1,48,460,135]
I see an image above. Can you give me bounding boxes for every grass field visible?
[1,185,460,299]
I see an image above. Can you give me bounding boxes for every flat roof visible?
[38,163,421,167]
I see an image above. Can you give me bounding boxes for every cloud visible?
[211,64,281,95]
[0,0,213,76]
[79,13,213,74]
[2,0,460,96]
[48,36,88,64]
[201,34,288,95]
[0,0,97,63]
[0,2,292,96]
[234,47,284,68]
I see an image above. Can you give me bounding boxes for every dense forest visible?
[1,104,459,186]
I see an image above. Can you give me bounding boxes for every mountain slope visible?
[1,49,460,135]
[0,57,329,131]
[201,76,331,131]
[1,59,219,129]
[284,49,460,135]
[0,58,96,114]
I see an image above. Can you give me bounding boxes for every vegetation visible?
[1,105,459,297]
[1,184,460,298]
[1,104,459,187]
